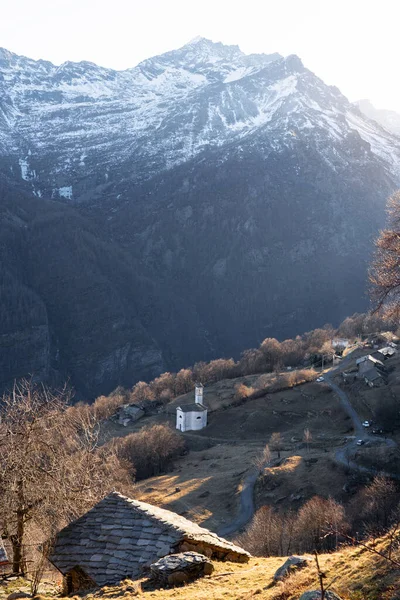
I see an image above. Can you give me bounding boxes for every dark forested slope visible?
[1,40,400,393]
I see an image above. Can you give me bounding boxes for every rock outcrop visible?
[274,555,309,580]
[298,591,343,600]
[150,552,214,586]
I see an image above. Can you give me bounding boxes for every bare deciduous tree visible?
[235,506,293,557]
[269,432,284,459]
[294,496,347,552]
[303,428,312,453]
[174,369,194,395]
[260,338,283,371]
[116,423,185,480]
[356,475,398,534]
[0,380,132,574]
[254,444,271,472]
[370,191,400,319]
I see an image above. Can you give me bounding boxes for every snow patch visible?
[59,186,72,199]
[19,158,36,181]
[346,110,400,177]
[224,67,254,83]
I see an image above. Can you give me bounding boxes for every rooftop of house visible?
[177,403,207,413]
[363,367,385,382]
[378,346,397,356]
[49,492,248,586]
[356,355,384,367]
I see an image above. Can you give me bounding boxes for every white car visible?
[316,376,325,382]
[362,420,371,427]
[356,439,365,446]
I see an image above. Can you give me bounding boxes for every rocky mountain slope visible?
[2,38,400,395]
[356,98,400,137]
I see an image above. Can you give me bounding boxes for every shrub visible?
[234,383,254,402]
[91,393,126,420]
[130,381,155,405]
[116,424,185,480]
[268,369,317,392]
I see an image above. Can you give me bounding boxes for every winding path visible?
[218,347,399,537]
[217,467,260,537]
[324,354,398,478]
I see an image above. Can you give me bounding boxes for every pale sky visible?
[2,0,400,112]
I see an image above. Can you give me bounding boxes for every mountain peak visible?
[177,36,243,61]
[186,35,208,46]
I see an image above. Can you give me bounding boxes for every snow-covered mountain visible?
[1,38,400,202]
[1,38,400,395]
[355,99,400,138]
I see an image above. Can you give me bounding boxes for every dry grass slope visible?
[70,532,400,600]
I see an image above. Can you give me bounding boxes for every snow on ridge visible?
[2,40,400,192]
[187,36,206,45]
[224,66,255,83]
[345,109,400,177]
[58,186,72,199]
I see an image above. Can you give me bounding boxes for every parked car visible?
[316,376,325,382]
[362,420,371,427]
[372,428,384,435]
[356,439,365,446]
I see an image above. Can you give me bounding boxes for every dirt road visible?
[324,355,398,478]
[217,467,260,537]
[220,349,399,538]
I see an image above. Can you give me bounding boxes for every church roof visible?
[49,492,249,586]
[177,403,207,412]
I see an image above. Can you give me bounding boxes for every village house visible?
[332,338,350,350]
[378,346,397,359]
[368,332,400,348]
[368,351,387,362]
[49,492,249,592]
[356,354,387,387]
[356,355,385,377]
[176,384,207,432]
[114,404,144,427]
[363,367,386,387]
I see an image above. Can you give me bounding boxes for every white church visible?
[176,383,207,432]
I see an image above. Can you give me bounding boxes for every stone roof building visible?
[378,346,397,358]
[363,367,386,387]
[356,355,385,377]
[49,492,249,591]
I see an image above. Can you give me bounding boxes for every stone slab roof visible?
[378,346,396,357]
[0,539,8,565]
[357,354,384,366]
[49,492,249,586]
[363,367,384,382]
[177,403,207,413]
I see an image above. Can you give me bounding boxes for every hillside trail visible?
[217,466,260,538]
[218,347,399,539]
